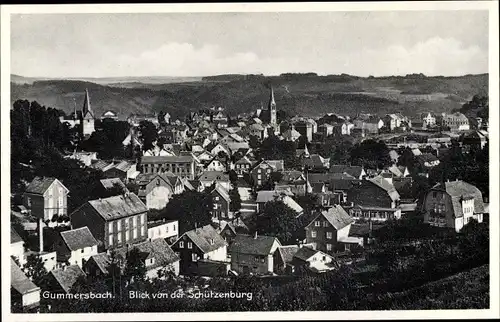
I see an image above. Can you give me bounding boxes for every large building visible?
[422,180,485,232]
[70,193,148,251]
[24,177,69,221]
[140,156,196,179]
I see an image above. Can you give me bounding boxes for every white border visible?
[2,2,499,321]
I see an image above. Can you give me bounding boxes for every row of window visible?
[108,226,145,246]
[109,214,145,233]
[314,220,330,228]
[310,230,333,239]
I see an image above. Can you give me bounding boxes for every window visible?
[81,248,85,253]
[109,235,113,246]
[254,256,259,262]
[125,230,130,241]
[109,222,113,233]
[210,238,214,245]
[326,243,332,251]
[261,258,265,263]
[132,216,137,227]
[187,242,193,249]
[258,175,262,179]
[117,233,122,243]
[156,179,160,185]
[323,221,329,227]
[141,214,145,225]
[173,224,176,232]
[215,196,220,201]
[117,220,121,231]
[192,253,198,262]
[326,232,333,239]
[141,225,145,236]
[311,230,317,238]
[179,241,184,248]
[133,227,138,239]
[315,221,320,227]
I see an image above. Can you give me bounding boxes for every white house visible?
[55,227,99,268]
[148,220,179,243]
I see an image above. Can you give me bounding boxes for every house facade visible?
[148,220,179,243]
[171,225,228,275]
[211,184,231,221]
[422,181,485,232]
[70,193,148,251]
[136,173,174,210]
[140,156,196,179]
[228,234,281,275]
[54,227,98,268]
[23,177,69,221]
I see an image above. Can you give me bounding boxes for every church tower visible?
[268,86,277,126]
[81,89,95,137]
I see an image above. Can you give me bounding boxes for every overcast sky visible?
[10,11,489,78]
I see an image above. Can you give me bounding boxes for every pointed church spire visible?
[83,88,92,117]
[268,86,276,110]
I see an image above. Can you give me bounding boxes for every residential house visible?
[211,183,232,221]
[305,205,361,253]
[135,173,174,210]
[318,123,334,137]
[422,112,436,129]
[288,246,338,273]
[462,130,489,151]
[387,165,410,178]
[54,227,98,268]
[249,160,276,187]
[220,218,250,244]
[11,259,40,310]
[228,233,281,275]
[276,170,307,196]
[70,193,148,251]
[282,128,302,142]
[417,153,440,168]
[294,121,314,142]
[24,177,69,221]
[44,265,86,294]
[256,191,304,216]
[114,239,180,278]
[64,151,98,167]
[148,220,179,243]
[347,176,402,221]
[204,157,227,172]
[103,160,137,182]
[234,156,254,176]
[163,172,186,195]
[171,225,228,275]
[198,171,231,191]
[140,156,195,179]
[332,122,354,136]
[422,180,485,232]
[303,154,330,172]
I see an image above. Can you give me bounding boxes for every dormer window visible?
[210,238,215,245]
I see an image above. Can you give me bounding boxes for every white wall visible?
[148,221,178,241]
[23,290,40,308]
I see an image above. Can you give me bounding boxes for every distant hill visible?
[10,73,488,121]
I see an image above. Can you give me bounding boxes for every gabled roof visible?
[276,245,300,264]
[293,246,319,262]
[85,193,147,221]
[100,178,129,192]
[87,253,110,275]
[180,225,227,254]
[60,227,98,251]
[114,160,133,172]
[367,176,400,202]
[329,165,364,178]
[25,177,68,195]
[280,170,306,183]
[11,259,40,295]
[212,183,231,203]
[222,218,250,236]
[49,265,86,293]
[115,239,179,269]
[235,156,253,165]
[229,234,281,256]
[310,205,354,230]
[266,160,285,172]
[11,227,23,244]
[432,181,484,217]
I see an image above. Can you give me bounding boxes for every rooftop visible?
[87,193,148,221]
[60,227,98,251]
[229,234,280,256]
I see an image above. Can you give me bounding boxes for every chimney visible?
[254,231,258,239]
[38,218,44,253]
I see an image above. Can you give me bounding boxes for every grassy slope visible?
[11,74,488,120]
[382,264,489,309]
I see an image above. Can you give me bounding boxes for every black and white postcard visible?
[1,2,499,321]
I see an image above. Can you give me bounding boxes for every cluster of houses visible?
[12,87,489,310]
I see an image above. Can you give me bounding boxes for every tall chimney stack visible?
[38,218,44,253]
[254,231,258,239]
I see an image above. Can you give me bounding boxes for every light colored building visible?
[11,228,26,266]
[422,180,484,232]
[11,259,40,310]
[55,227,99,268]
[24,177,69,221]
[136,173,174,210]
[70,193,149,251]
[148,220,179,243]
